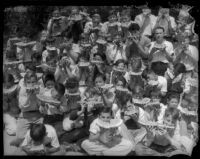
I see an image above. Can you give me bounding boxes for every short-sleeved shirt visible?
[21,124,60,148]
[157,76,168,93]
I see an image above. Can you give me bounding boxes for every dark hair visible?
[115,59,126,66]
[31,52,42,62]
[151,62,168,76]
[25,65,37,72]
[3,73,14,84]
[54,83,65,96]
[30,123,46,142]
[128,23,140,32]
[65,77,79,89]
[173,63,186,76]
[44,73,55,86]
[99,107,112,116]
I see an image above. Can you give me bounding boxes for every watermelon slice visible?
[36,94,60,105]
[96,118,123,129]
[3,84,18,95]
[78,61,90,67]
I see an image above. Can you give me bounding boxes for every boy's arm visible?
[89,132,100,141]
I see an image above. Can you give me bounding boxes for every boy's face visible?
[121,15,130,22]
[168,98,179,109]
[99,112,112,123]
[95,76,105,87]
[108,15,117,22]
[155,28,164,41]
[94,55,102,61]
[45,80,55,90]
[117,62,125,70]
[163,114,173,125]
[26,77,37,87]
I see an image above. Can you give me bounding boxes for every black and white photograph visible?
[3,1,199,156]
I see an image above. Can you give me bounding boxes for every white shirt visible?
[157,75,168,93]
[134,14,157,36]
[157,103,167,124]
[21,124,60,148]
[106,43,127,63]
[149,40,174,57]
[187,45,199,61]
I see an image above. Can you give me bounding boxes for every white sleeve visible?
[84,22,92,34]
[134,15,142,27]
[165,42,174,56]
[21,131,31,147]
[160,77,167,93]
[138,107,146,123]
[157,104,167,124]
[170,17,177,30]
[18,87,29,109]
[179,135,195,155]
[123,72,130,83]
[89,119,100,134]
[42,50,48,63]
[48,126,60,148]
[102,22,108,33]
[63,117,74,131]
